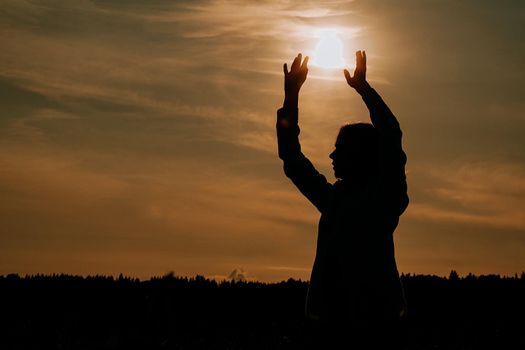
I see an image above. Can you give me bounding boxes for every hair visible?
[336,122,380,173]
[338,123,379,148]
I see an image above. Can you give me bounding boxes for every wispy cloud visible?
[1,0,524,279]
[407,161,525,231]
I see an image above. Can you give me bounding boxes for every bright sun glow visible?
[312,29,345,69]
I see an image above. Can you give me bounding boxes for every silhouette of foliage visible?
[0,272,524,349]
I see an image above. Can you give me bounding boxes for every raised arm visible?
[344,51,409,215]
[277,54,332,213]
[344,51,401,135]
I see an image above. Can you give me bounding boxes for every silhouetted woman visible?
[276,51,409,349]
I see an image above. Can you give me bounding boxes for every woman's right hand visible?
[284,53,309,98]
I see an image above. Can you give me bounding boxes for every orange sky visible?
[1,0,524,281]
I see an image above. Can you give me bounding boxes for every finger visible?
[344,69,352,83]
[354,51,361,73]
[356,50,362,66]
[296,53,303,69]
[291,54,300,72]
[362,50,367,74]
[301,55,309,70]
[283,63,289,75]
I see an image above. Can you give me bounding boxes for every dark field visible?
[1,272,524,349]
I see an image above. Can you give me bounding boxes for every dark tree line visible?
[1,272,524,349]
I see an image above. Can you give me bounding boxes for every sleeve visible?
[276,107,332,213]
[361,87,409,216]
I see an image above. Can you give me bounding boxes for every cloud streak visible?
[1,0,524,279]
[406,161,525,231]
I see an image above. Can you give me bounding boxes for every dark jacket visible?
[276,87,409,326]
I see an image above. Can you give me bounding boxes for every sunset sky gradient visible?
[1,0,524,281]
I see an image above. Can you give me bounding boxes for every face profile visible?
[330,123,380,180]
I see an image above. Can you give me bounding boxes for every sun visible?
[311,29,345,69]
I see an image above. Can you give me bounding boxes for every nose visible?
[329,150,335,160]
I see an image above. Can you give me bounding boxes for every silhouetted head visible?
[329,123,380,180]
